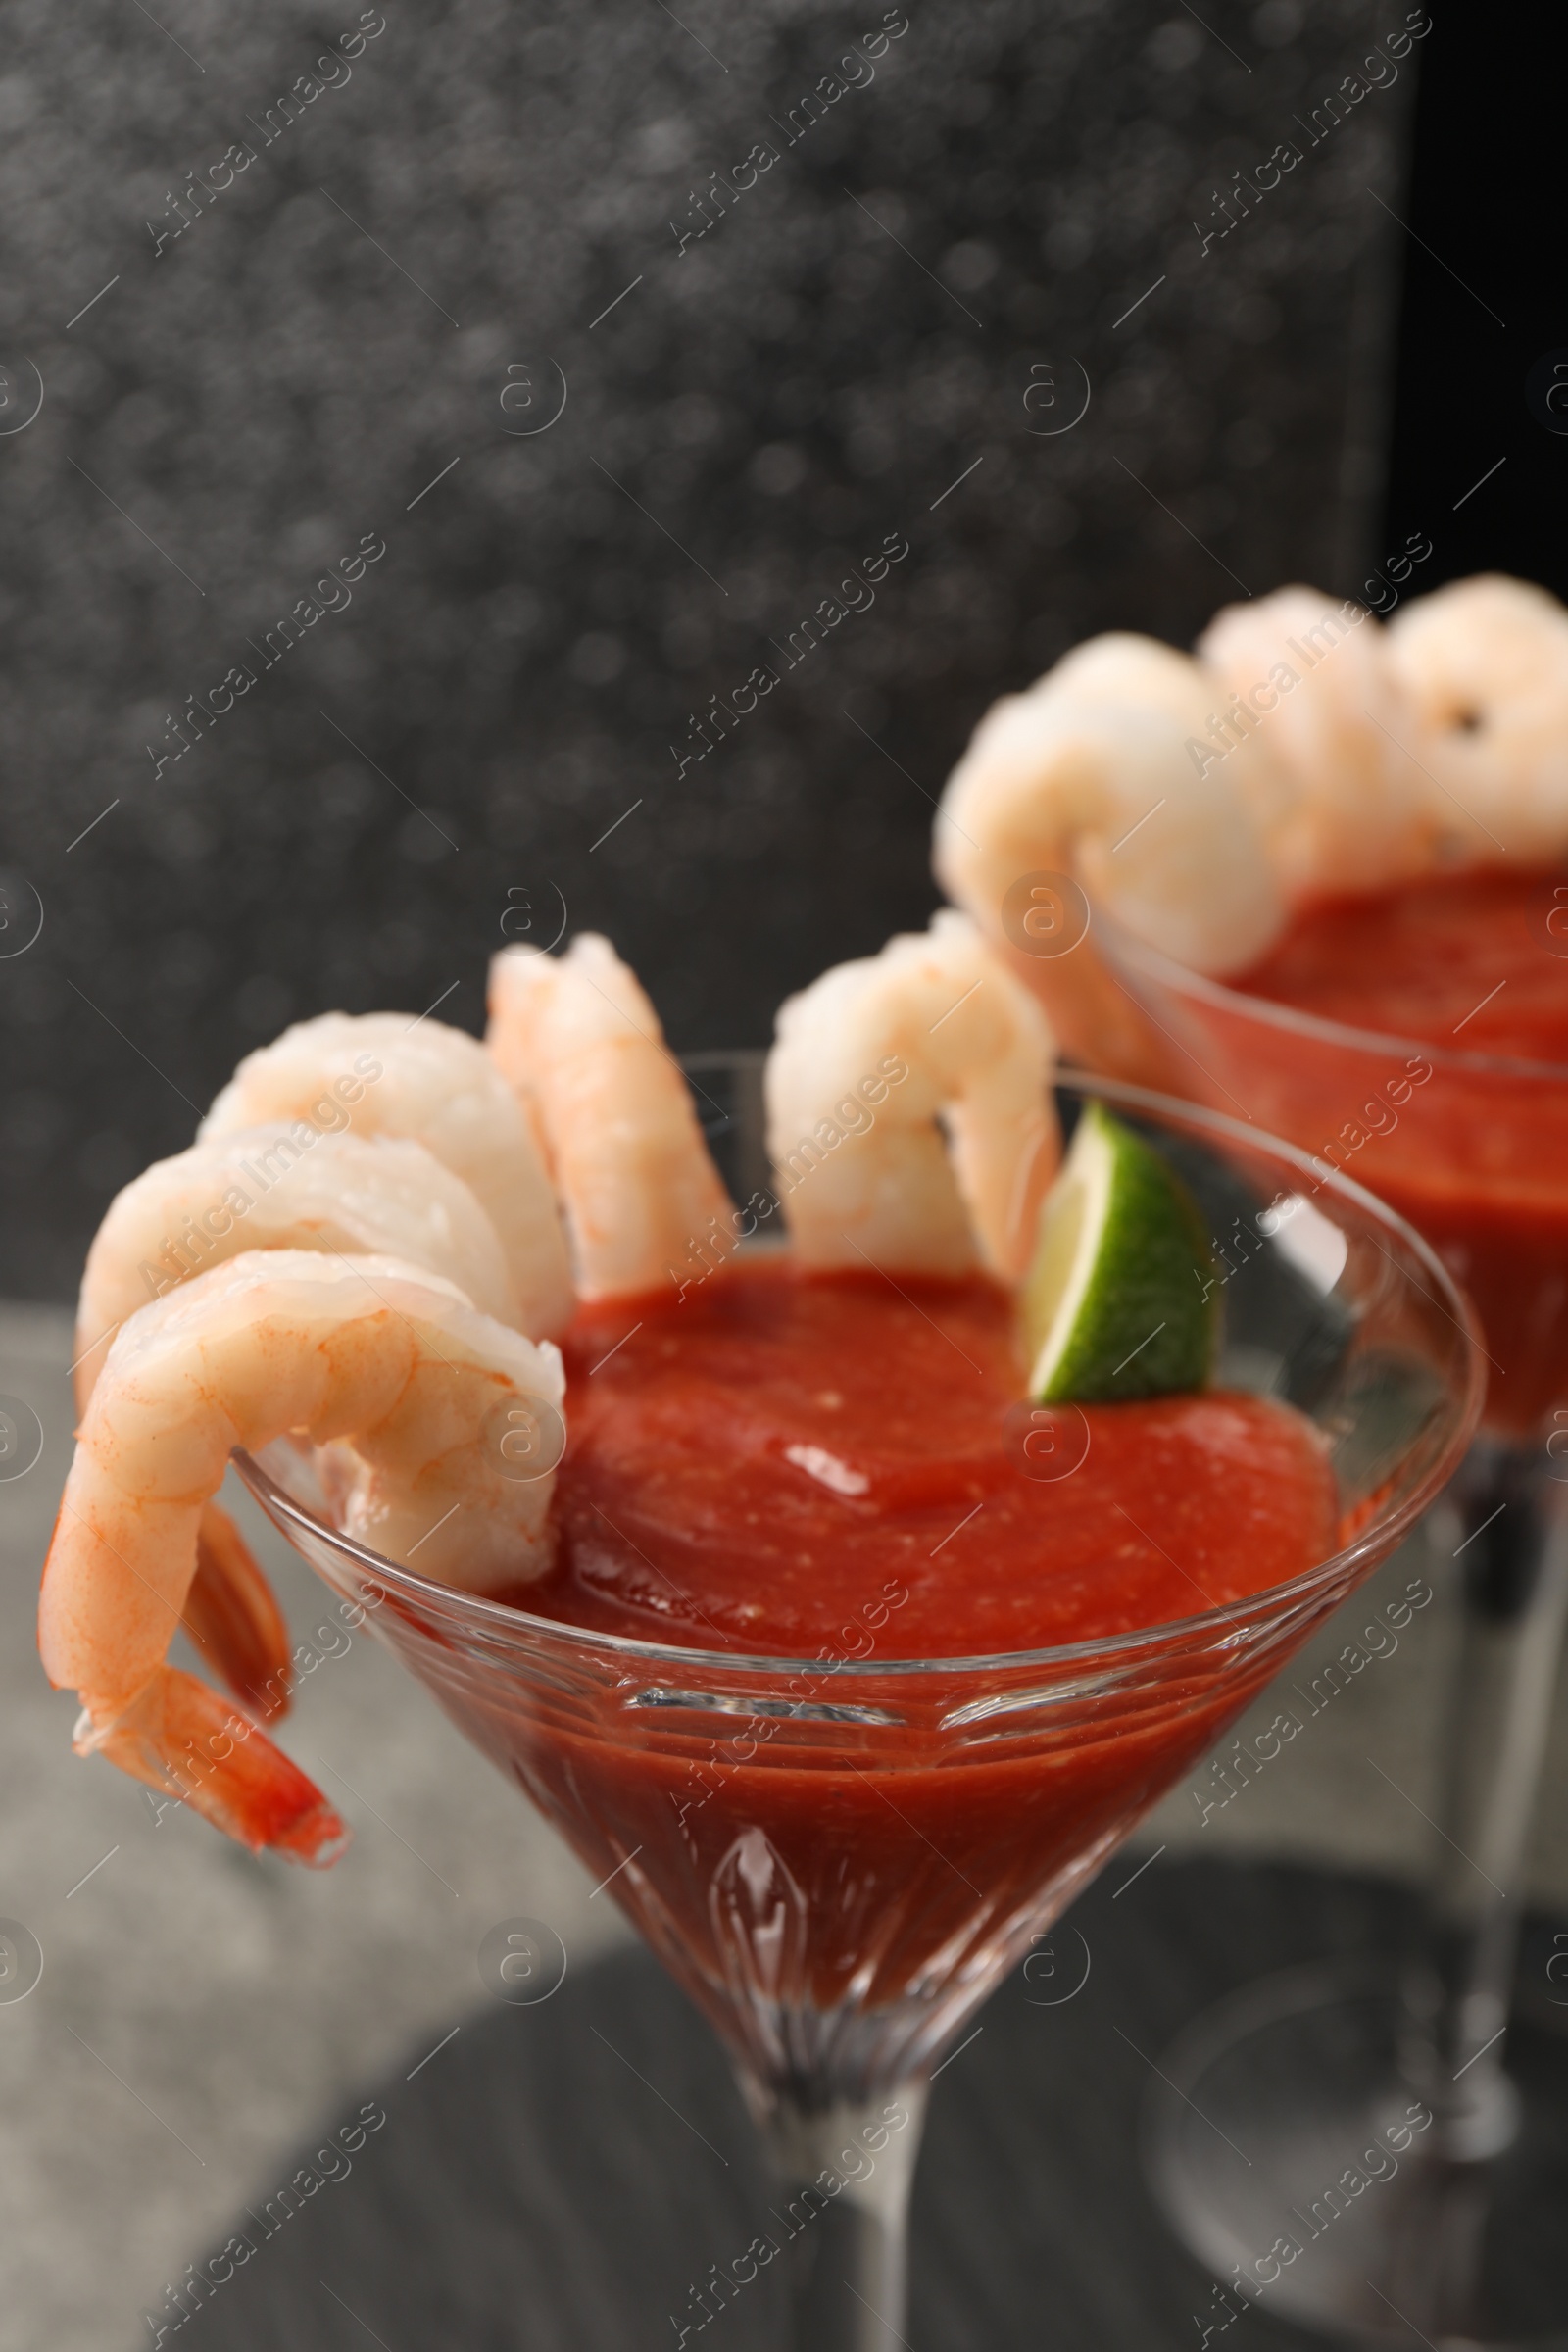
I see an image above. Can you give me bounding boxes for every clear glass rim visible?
[1105,918,1568,1087]
[235,1068,1485,1685]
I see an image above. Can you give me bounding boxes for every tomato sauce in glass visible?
[1238,867,1568,1064]
[1230,868,1568,1434]
[525,1261,1336,1654]
[484,1264,1338,2033]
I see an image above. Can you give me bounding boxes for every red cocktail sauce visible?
[484,1265,1340,2031]
[1238,866,1568,1063]
[1232,867,1568,1432]
[523,1262,1336,1654]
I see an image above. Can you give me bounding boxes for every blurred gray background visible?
[0,0,1413,1298]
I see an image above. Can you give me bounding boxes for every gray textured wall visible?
[0,0,1414,1298]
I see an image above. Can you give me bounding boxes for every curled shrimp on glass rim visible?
[201,1010,573,1341]
[766,911,1058,1281]
[74,1125,520,1403]
[934,631,1285,1074]
[487,931,735,1298]
[1199,586,1437,897]
[931,572,1568,1069]
[71,1122,525,1721]
[39,1250,565,1863]
[1385,574,1568,867]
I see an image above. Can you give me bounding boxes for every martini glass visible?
[1098,931,1568,2344]
[233,1071,1479,2350]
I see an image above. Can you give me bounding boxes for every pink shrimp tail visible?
[184,1500,295,1722]
[87,1665,350,1867]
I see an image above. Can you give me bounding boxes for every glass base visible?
[1142,1960,1568,2346]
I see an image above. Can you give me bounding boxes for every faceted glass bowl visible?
[233,1072,1482,2114]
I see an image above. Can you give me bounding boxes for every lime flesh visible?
[1021,1102,1216,1403]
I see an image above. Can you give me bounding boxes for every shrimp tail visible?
[183,1501,293,1723]
[488,935,735,1298]
[42,1250,562,1862]
[82,1665,349,1866]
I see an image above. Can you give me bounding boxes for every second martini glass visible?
[1102,929,1568,2344]
[234,1071,1478,2349]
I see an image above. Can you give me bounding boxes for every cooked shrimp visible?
[201,1013,572,1340]
[937,633,1285,978]
[40,1250,565,1861]
[177,1496,295,1725]
[488,935,735,1298]
[1199,586,1434,896]
[934,633,1285,1075]
[74,1127,517,1408]
[766,910,1056,1280]
[1386,574,1568,867]
[73,1124,521,1723]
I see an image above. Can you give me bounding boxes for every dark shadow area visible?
[1382,7,1568,594]
[172,1858,1568,2350]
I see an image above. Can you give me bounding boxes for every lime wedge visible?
[1022,1102,1216,1403]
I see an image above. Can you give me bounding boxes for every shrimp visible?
[937,633,1285,975]
[72,1125,520,1722]
[39,1250,565,1861]
[1385,574,1568,867]
[201,1013,572,1341]
[487,935,735,1298]
[1198,586,1435,896]
[178,1497,296,1726]
[766,910,1056,1281]
[934,632,1285,1073]
[74,1127,517,1407]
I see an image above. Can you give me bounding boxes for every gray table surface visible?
[5,1301,1568,2352]
[171,1866,1568,2351]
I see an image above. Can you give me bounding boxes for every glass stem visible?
[1401,1442,1568,2160]
[745,2082,928,2352]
